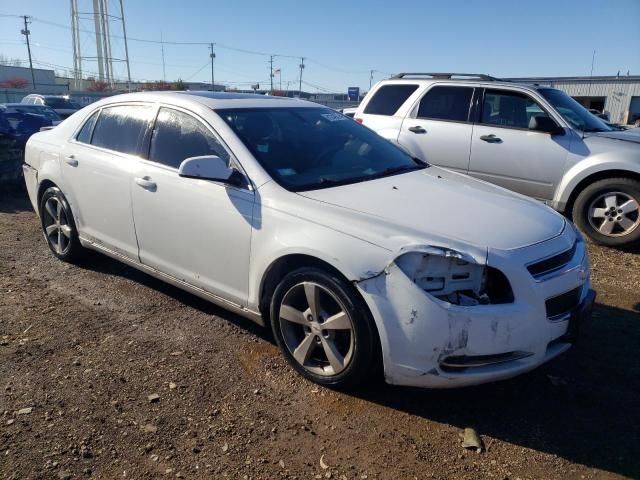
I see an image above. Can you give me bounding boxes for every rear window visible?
[417,86,474,122]
[364,84,418,116]
[90,105,151,155]
[76,111,100,144]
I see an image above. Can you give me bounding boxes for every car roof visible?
[91,91,320,110]
[375,77,549,94]
[3,102,49,107]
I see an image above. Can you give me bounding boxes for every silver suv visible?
[355,73,640,248]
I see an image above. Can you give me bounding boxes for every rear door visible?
[397,85,476,173]
[468,88,571,201]
[64,104,152,259]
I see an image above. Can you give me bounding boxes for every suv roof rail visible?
[391,72,499,81]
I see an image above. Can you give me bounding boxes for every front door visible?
[468,88,572,201]
[397,85,475,174]
[63,104,152,259]
[131,106,254,306]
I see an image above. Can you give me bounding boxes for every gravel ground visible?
[1,186,639,480]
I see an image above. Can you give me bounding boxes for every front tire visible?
[572,178,640,248]
[270,267,380,389]
[39,186,83,262]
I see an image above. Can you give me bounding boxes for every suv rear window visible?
[364,84,418,116]
[417,86,474,122]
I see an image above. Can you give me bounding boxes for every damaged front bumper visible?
[355,229,594,388]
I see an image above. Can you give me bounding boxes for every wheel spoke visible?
[280,304,307,325]
[55,199,63,221]
[45,200,57,220]
[599,220,615,235]
[59,224,72,239]
[604,195,618,209]
[320,337,345,374]
[292,333,316,365]
[304,283,321,320]
[619,199,639,215]
[590,207,607,219]
[45,224,58,236]
[57,229,63,252]
[618,216,635,232]
[322,311,351,330]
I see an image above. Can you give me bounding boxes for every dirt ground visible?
[1,185,639,480]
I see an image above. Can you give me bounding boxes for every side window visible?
[417,86,474,122]
[76,111,99,144]
[91,105,151,155]
[481,90,548,129]
[363,84,419,116]
[149,107,230,169]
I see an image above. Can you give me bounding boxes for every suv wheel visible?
[572,178,640,247]
[39,186,83,262]
[270,267,380,389]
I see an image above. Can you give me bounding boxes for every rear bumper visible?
[22,163,39,213]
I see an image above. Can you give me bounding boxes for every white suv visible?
[355,73,640,248]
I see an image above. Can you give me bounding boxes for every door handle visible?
[134,177,157,190]
[64,155,78,167]
[408,126,426,134]
[480,134,502,143]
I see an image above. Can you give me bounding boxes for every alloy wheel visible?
[279,282,355,376]
[588,191,640,237]
[42,196,73,255]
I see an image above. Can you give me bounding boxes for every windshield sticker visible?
[321,112,348,122]
[277,168,297,176]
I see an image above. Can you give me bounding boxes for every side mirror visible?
[178,155,242,186]
[529,115,564,135]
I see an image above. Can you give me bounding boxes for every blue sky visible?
[1,0,639,92]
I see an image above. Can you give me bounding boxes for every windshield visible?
[219,107,425,191]
[44,97,80,110]
[539,88,613,132]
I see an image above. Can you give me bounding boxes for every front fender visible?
[553,157,640,211]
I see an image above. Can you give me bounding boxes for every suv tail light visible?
[354,117,363,124]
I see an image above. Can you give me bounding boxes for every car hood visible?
[586,129,640,144]
[296,167,566,252]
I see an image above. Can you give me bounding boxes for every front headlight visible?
[395,248,513,306]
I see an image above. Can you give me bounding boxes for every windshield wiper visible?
[375,164,426,177]
[582,127,609,133]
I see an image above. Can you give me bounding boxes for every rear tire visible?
[270,267,380,390]
[572,178,640,248]
[39,186,83,262]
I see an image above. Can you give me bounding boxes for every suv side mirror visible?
[529,115,563,135]
[178,155,243,186]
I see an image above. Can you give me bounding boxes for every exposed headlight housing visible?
[395,248,513,306]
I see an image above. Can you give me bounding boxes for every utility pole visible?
[118,0,132,91]
[587,49,596,98]
[369,70,374,90]
[160,32,166,82]
[298,57,305,96]
[209,43,216,91]
[269,55,274,94]
[21,16,36,89]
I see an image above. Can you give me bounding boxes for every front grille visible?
[527,242,577,278]
[546,286,582,320]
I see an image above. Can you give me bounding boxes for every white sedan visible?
[23,92,595,389]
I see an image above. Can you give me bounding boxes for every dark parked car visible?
[3,103,63,125]
[0,105,52,183]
